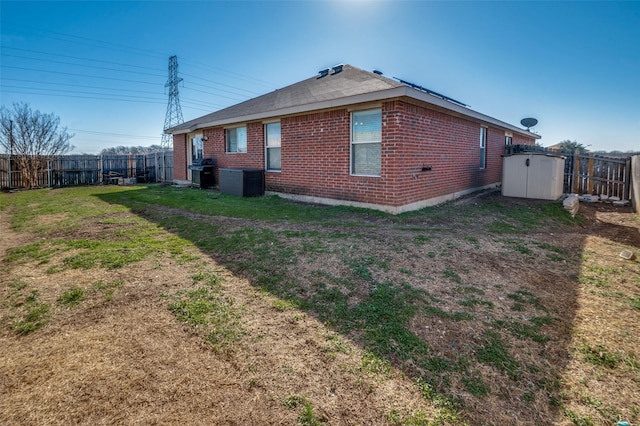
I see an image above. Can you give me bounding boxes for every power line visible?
[1,24,281,120]
[2,52,166,78]
[180,98,227,109]
[69,129,159,139]
[1,87,233,116]
[3,51,262,100]
[2,84,166,102]
[2,22,278,90]
[1,22,168,60]
[1,89,165,104]
[1,82,224,109]
[1,46,162,72]
[1,78,227,109]
[180,57,276,89]
[1,89,213,112]
[1,65,162,85]
[180,72,263,96]
[181,84,248,102]
[1,77,165,95]
[1,23,281,142]
[2,62,260,103]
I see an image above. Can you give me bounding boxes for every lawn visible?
[1,184,638,425]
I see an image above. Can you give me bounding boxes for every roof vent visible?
[331,64,343,75]
[373,69,383,75]
[318,68,330,78]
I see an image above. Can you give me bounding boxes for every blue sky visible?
[1,1,639,154]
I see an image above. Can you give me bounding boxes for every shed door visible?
[502,155,529,198]
[527,156,564,200]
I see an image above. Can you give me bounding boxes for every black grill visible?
[188,158,216,189]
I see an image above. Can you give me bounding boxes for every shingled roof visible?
[167,64,538,138]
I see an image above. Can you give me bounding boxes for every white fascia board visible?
[192,88,408,131]
[404,88,540,139]
[168,88,407,134]
[166,127,191,135]
[170,86,538,139]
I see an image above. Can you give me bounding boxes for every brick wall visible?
[173,134,188,180]
[385,100,536,207]
[194,98,536,209]
[512,133,535,146]
[203,122,265,182]
[270,109,356,201]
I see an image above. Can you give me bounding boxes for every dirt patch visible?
[36,212,68,227]
[1,245,442,425]
[0,208,32,260]
[1,191,638,425]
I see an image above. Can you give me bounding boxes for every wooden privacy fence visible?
[504,146,634,200]
[0,151,173,190]
[564,153,631,199]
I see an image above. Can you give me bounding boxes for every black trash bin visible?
[188,158,216,189]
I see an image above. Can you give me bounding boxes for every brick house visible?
[167,64,539,214]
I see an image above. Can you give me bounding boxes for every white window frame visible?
[350,108,382,177]
[226,126,247,153]
[265,122,281,172]
[480,127,487,170]
[505,132,512,145]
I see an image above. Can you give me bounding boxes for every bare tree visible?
[0,103,74,188]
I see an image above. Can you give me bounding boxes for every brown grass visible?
[0,220,442,424]
[1,192,639,425]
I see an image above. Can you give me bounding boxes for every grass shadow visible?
[8,184,635,425]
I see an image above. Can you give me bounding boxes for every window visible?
[191,135,203,162]
[265,122,281,171]
[351,108,382,176]
[505,135,512,145]
[480,127,487,169]
[226,126,247,153]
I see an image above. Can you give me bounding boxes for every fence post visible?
[587,154,595,194]
[573,151,581,194]
[631,155,640,214]
[162,151,166,182]
[8,120,13,190]
[7,155,12,190]
[625,157,632,201]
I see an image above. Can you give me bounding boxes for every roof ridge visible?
[166,64,536,139]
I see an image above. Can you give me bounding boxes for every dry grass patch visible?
[559,233,640,425]
[1,190,461,425]
[1,186,639,425]
[1,252,451,424]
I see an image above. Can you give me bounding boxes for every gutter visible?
[167,86,539,140]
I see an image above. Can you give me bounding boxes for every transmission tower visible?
[160,55,184,151]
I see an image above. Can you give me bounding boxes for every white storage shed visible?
[502,153,565,200]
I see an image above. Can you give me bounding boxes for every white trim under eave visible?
[405,89,539,139]
[170,86,539,140]
[169,88,407,134]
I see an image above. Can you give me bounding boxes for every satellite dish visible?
[520,117,538,130]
